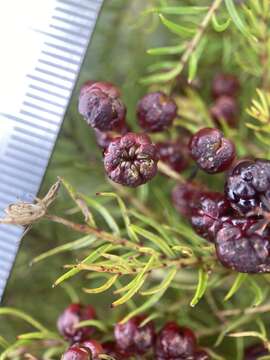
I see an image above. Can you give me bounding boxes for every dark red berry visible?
[94,125,130,150]
[212,73,240,99]
[210,96,238,128]
[81,340,104,359]
[155,322,196,359]
[102,341,128,359]
[215,218,270,273]
[61,345,91,360]
[104,132,159,187]
[57,304,96,343]
[189,128,236,174]
[114,315,155,355]
[244,343,269,360]
[137,92,177,132]
[78,81,126,132]
[172,183,205,218]
[225,159,270,215]
[194,348,210,360]
[156,141,189,172]
[190,192,232,242]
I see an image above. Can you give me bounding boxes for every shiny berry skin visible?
[225,159,270,215]
[156,141,188,172]
[61,345,91,360]
[172,183,205,218]
[78,81,126,132]
[212,73,240,99]
[194,349,210,360]
[102,342,127,359]
[244,343,269,360]
[57,304,96,343]
[155,322,196,359]
[137,92,177,132]
[210,96,238,128]
[114,315,155,355]
[104,132,159,187]
[189,128,236,174]
[81,340,104,359]
[190,192,232,242]
[215,219,270,273]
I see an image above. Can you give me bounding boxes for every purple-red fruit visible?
[61,345,91,360]
[194,349,210,360]
[81,340,104,359]
[94,125,130,150]
[137,92,177,132]
[189,128,236,174]
[104,132,159,187]
[244,343,269,360]
[57,304,96,343]
[157,141,188,172]
[225,159,270,215]
[210,96,238,128]
[212,73,240,99]
[155,322,196,359]
[191,192,232,242]
[102,341,126,359]
[172,183,205,218]
[215,219,270,273]
[78,81,126,132]
[114,315,155,355]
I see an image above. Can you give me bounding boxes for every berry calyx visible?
[225,159,270,215]
[155,321,196,359]
[57,303,96,343]
[212,73,240,99]
[61,345,91,360]
[114,315,155,355]
[215,218,270,273]
[81,340,104,359]
[189,128,236,174]
[78,81,126,132]
[190,191,232,242]
[156,141,189,172]
[210,96,238,128]
[104,132,159,187]
[244,343,269,360]
[137,91,177,132]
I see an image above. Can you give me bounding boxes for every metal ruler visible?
[0,0,103,301]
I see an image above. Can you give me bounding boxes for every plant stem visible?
[158,161,185,183]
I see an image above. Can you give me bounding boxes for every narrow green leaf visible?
[0,308,48,332]
[0,337,9,350]
[131,225,174,257]
[190,268,209,307]
[147,44,186,55]
[75,319,107,333]
[121,268,175,323]
[141,267,177,295]
[212,13,231,32]
[112,256,154,307]
[249,278,264,306]
[17,331,60,340]
[84,274,118,294]
[140,63,183,84]
[97,192,138,242]
[80,193,120,235]
[225,0,252,39]
[159,14,196,37]
[188,53,197,83]
[0,340,30,360]
[31,235,96,264]
[215,315,252,346]
[54,244,115,286]
[147,61,178,72]
[224,273,247,301]
[146,6,208,15]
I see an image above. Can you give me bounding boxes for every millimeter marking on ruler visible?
[0,0,103,301]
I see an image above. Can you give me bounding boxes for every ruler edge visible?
[1,0,104,304]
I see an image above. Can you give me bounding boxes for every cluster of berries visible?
[210,73,240,128]
[59,303,209,359]
[173,126,270,273]
[78,81,189,187]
